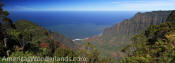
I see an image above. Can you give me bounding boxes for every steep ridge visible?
[88,11,171,61]
[50,32,76,49]
[103,11,171,36]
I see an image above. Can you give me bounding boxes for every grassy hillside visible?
[14,20,76,49]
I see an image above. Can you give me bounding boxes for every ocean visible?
[8,11,137,39]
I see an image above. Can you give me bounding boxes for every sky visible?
[1,0,175,11]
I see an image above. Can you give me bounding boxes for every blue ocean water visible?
[8,11,137,39]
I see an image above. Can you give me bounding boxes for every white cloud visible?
[111,0,175,11]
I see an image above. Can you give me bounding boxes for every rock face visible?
[89,11,172,62]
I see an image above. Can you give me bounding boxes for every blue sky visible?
[1,0,175,11]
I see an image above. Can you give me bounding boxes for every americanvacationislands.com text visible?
[1,56,88,62]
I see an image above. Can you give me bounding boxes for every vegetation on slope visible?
[121,11,175,63]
